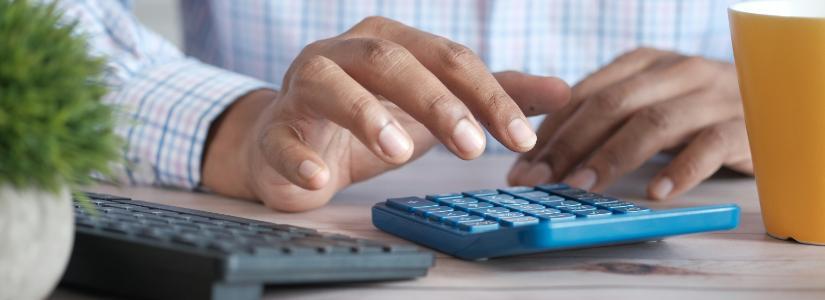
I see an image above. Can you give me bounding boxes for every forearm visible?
[202,89,279,199]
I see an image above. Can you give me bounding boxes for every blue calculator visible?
[372,183,739,260]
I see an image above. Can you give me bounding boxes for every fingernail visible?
[508,160,532,182]
[452,118,485,155]
[298,160,322,180]
[507,118,537,150]
[378,123,411,158]
[564,168,597,190]
[651,177,674,200]
[523,163,553,185]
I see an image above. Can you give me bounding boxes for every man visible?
[59,0,752,211]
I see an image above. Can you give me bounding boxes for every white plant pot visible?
[0,186,74,300]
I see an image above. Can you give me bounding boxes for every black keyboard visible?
[61,192,434,300]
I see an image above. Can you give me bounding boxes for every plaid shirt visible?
[57,0,743,190]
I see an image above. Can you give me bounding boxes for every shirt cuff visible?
[107,59,274,189]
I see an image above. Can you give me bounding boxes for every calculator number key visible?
[387,197,438,212]
[612,206,651,214]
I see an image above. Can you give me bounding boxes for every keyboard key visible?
[513,191,551,201]
[413,206,454,217]
[543,200,582,208]
[563,205,597,212]
[458,220,500,233]
[453,202,494,211]
[444,215,486,226]
[500,216,540,227]
[598,201,635,209]
[425,193,463,200]
[387,197,438,212]
[535,183,570,191]
[612,206,651,214]
[470,207,510,215]
[536,213,577,222]
[486,212,525,220]
[438,197,478,206]
[508,204,546,212]
[462,189,499,197]
[428,211,470,222]
[574,209,613,218]
[498,186,534,194]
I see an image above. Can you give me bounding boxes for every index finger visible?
[346,17,539,152]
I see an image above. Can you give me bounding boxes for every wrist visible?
[202,89,278,198]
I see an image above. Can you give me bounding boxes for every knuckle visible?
[545,138,575,163]
[358,38,409,68]
[358,16,390,28]
[677,158,703,180]
[597,147,624,175]
[425,93,458,118]
[590,88,630,113]
[483,91,513,115]
[291,55,334,87]
[438,40,478,70]
[616,47,657,62]
[635,106,673,130]
[348,94,379,127]
[702,125,730,149]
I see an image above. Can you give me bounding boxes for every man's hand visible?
[508,48,753,200]
[202,17,570,211]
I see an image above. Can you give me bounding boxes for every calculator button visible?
[544,200,582,208]
[550,188,589,198]
[500,216,540,227]
[535,213,577,222]
[438,197,478,206]
[470,207,510,215]
[535,183,570,191]
[598,201,635,209]
[488,198,530,207]
[524,209,562,216]
[612,206,651,214]
[573,209,613,218]
[580,197,619,205]
[425,193,463,200]
[513,191,551,201]
[462,189,499,197]
[563,205,597,212]
[428,211,470,221]
[453,202,494,211]
[413,206,454,217]
[458,220,500,233]
[445,215,486,226]
[477,194,515,202]
[486,212,525,220]
[529,195,567,204]
[498,186,534,194]
[509,204,546,212]
[387,197,438,212]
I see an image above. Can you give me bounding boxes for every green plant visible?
[0,0,119,193]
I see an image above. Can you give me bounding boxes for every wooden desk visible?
[51,153,825,300]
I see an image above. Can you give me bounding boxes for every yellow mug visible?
[729,0,825,244]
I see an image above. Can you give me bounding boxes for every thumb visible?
[494,71,571,117]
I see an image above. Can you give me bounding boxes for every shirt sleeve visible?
[55,0,274,189]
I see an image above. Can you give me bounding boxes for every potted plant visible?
[0,1,120,299]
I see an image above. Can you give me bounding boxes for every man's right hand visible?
[202,16,570,212]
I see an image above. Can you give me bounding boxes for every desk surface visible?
[51,153,825,300]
